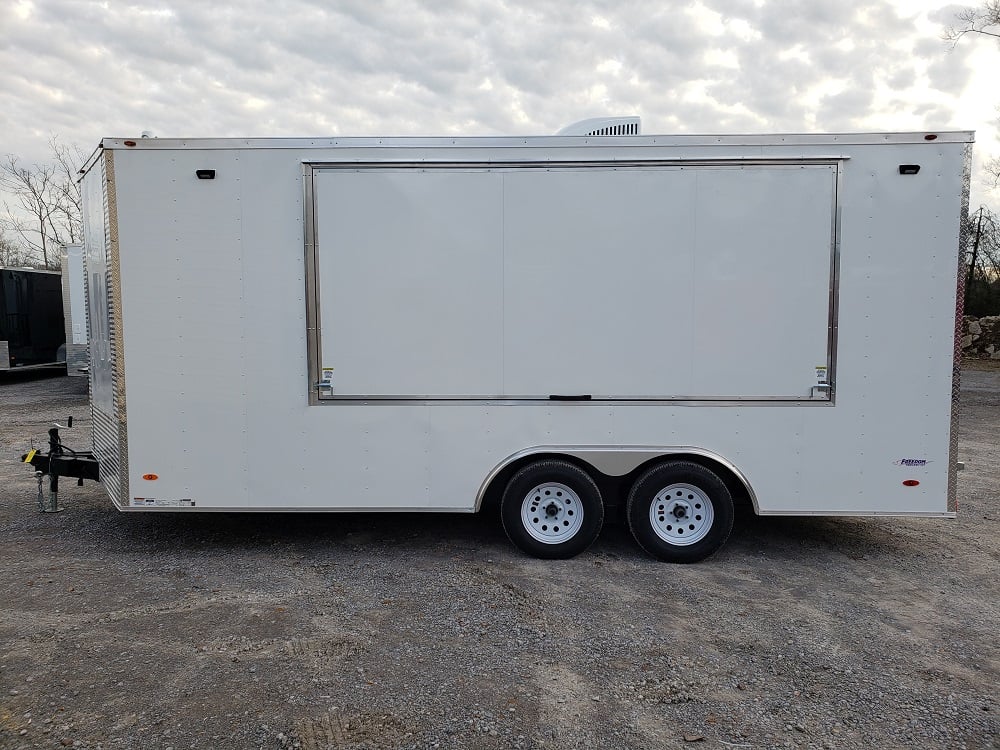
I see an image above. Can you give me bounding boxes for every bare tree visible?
[986,154,1000,189]
[944,0,1000,44]
[966,206,1000,315]
[50,137,86,245]
[946,3,1000,187]
[0,228,32,267]
[1,155,58,268]
[0,136,86,269]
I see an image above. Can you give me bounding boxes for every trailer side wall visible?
[85,135,968,515]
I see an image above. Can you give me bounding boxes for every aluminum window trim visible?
[302,158,844,404]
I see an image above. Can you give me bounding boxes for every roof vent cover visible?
[556,117,641,136]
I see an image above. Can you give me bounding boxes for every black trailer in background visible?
[0,268,66,370]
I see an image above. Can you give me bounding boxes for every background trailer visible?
[70,127,970,562]
[61,244,90,376]
[0,267,65,370]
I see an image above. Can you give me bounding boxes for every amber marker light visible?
[142,473,158,481]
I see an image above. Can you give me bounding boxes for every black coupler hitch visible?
[21,418,100,513]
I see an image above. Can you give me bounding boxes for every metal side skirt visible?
[757,510,957,518]
[110,506,955,518]
[115,505,480,514]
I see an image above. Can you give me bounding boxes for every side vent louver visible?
[586,123,639,136]
[556,117,642,137]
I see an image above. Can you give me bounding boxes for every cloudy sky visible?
[1,0,999,212]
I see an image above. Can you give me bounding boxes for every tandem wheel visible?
[500,459,604,560]
[626,460,734,563]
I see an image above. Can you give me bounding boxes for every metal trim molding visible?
[93,131,976,155]
[105,150,130,508]
[307,158,850,171]
[826,162,844,404]
[756,510,957,518]
[948,144,973,514]
[303,159,843,405]
[302,164,322,406]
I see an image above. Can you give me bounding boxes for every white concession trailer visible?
[68,125,971,562]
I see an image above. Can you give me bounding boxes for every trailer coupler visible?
[21,420,100,513]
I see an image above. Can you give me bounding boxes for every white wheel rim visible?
[649,483,714,546]
[521,482,584,544]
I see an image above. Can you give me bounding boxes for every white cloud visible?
[0,0,996,212]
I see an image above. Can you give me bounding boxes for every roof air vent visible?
[556,117,641,136]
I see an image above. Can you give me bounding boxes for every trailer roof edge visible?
[97,131,975,151]
[78,143,104,180]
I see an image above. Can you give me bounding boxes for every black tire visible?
[500,460,604,560]
[626,461,734,563]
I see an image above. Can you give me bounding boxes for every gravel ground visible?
[0,369,997,750]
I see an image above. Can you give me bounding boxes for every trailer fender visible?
[475,446,758,514]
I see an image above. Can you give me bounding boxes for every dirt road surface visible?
[0,368,997,750]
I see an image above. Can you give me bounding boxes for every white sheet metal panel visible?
[314,170,503,397]
[80,161,129,507]
[790,141,963,514]
[314,163,835,400]
[82,133,968,516]
[501,165,834,398]
[111,150,249,508]
[63,245,88,345]
[690,167,834,396]
[501,168,698,397]
[236,149,314,508]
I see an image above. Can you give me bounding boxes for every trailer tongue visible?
[22,418,99,513]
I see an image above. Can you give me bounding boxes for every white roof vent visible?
[556,116,641,136]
